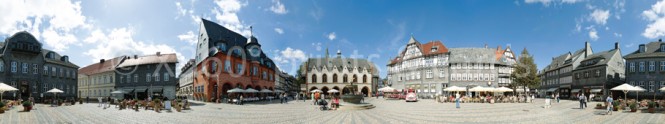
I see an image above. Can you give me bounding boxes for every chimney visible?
[660,39,662,42]
[100,59,105,63]
[156,52,161,56]
[639,44,646,53]
[614,42,619,50]
[134,55,138,59]
[484,43,488,48]
[497,45,502,51]
[584,41,589,57]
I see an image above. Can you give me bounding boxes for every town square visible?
[1,0,665,123]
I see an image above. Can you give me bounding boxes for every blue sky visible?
[1,0,665,77]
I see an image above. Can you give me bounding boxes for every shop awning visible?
[590,89,602,93]
[571,89,581,93]
[135,86,148,92]
[151,87,164,92]
[546,88,558,92]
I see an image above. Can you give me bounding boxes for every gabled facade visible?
[0,31,79,102]
[572,42,624,100]
[624,39,665,99]
[193,19,276,102]
[387,36,449,96]
[539,42,592,98]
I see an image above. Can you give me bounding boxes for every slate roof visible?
[201,18,276,70]
[577,49,620,69]
[624,41,665,59]
[79,56,126,75]
[448,48,499,64]
[305,57,378,76]
[117,53,178,68]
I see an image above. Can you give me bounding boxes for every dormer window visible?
[431,46,438,52]
[216,42,227,51]
[661,44,665,52]
[639,44,646,53]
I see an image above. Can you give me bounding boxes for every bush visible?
[648,101,656,108]
[629,102,637,110]
[596,103,602,107]
[22,101,32,106]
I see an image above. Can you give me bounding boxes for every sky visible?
[1,0,665,78]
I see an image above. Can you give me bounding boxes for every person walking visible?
[302,94,306,102]
[283,93,288,104]
[311,93,315,105]
[606,95,613,115]
[280,93,284,104]
[455,92,460,109]
[579,94,586,109]
[239,95,244,105]
[98,97,103,107]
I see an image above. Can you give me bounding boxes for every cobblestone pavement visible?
[0,98,663,124]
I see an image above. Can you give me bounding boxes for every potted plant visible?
[79,98,83,104]
[629,102,637,112]
[0,101,5,114]
[595,103,603,109]
[648,101,656,113]
[612,101,619,111]
[23,101,32,112]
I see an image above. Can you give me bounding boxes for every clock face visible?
[248,45,261,57]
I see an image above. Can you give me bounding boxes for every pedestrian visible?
[311,93,315,105]
[531,94,535,103]
[606,95,613,115]
[284,93,289,104]
[302,94,306,102]
[98,97,103,107]
[579,94,585,109]
[280,93,284,104]
[455,92,460,109]
[239,95,244,105]
[556,93,559,103]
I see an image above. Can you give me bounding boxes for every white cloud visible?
[212,0,251,37]
[311,42,322,51]
[83,27,186,73]
[642,0,665,39]
[575,23,581,32]
[327,32,336,41]
[272,47,307,66]
[588,27,598,41]
[274,28,284,34]
[0,0,91,52]
[269,0,288,15]
[614,32,622,37]
[175,2,187,19]
[524,0,581,6]
[589,9,610,25]
[177,30,197,45]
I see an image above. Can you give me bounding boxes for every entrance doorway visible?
[19,81,30,100]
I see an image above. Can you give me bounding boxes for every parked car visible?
[405,88,417,102]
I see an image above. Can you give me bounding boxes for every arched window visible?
[353,75,358,83]
[322,74,328,83]
[333,74,338,83]
[363,75,367,83]
[343,74,348,83]
[311,74,317,83]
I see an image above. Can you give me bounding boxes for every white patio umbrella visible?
[227,88,245,93]
[46,88,64,100]
[633,86,646,101]
[111,90,126,94]
[495,87,514,92]
[443,86,467,92]
[245,88,259,93]
[378,86,395,92]
[610,83,637,100]
[0,83,19,100]
[660,87,665,91]
[327,89,339,93]
[259,89,273,93]
[310,89,322,93]
[274,90,285,93]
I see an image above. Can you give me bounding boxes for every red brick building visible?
[193,19,276,102]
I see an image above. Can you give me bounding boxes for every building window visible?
[32,64,37,74]
[439,69,445,78]
[262,71,267,80]
[120,76,124,83]
[155,73,160,81]
[43,66,48,75]
[639,62,645,72]
[134,74,138,83]
[146,73,151,82]
[21,63,27,73]
[127,75,131,83]
[426,70,433,78]
[649,81,655,92]
[236,64,243,74]
[51,67,56,76]
[585,72,589,78]
[353,75,358,82]
[661,61,665,71]
[363,75,367,83]
[333,74,338,83]
[595,70,600,77]
[312,74,317,83]
[252,66,258,76]
[164,73,169,81]
[10,61,16,73]
[224,60,231,73]
[322,74,327,83]
[649,61,656,72]
[343,74,348,83]
[629,62,635,72]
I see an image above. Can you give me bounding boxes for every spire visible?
[325,47,330,58]
[408,34,418,44]
[247,26,256,44]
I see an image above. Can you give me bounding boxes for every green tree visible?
[510,48,540,95]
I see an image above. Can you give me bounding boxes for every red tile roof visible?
[389,40,448,65]
[78,56,126,75]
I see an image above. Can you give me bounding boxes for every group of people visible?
[308,92,340,110]
[116,97,189,112]
[97,96,113,109]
